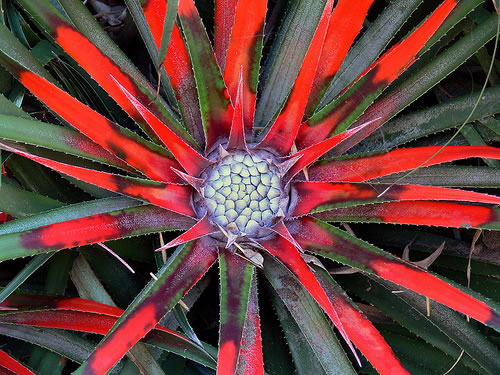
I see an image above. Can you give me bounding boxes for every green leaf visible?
[379,328,475,374]
[270,286,327,375]
[0,253,53,304]
[75,240,217,374]
[0,114,135,171]
[158,0,179,69]
[352,10,499,151]
[70,255,167,375]
[0,179,64,218]
[123,0,178,106]
[461,124,500,167]
[0,323,94,364]
[353,84,500,153]
[372,166,500,188]
[6,0,29,47]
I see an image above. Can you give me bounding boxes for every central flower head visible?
[199,150,284,238]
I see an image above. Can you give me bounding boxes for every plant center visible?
[200,150,283,237]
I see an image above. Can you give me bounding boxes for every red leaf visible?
[291,217,500,329]
[286,118,377,182]
[217,250,255,375]
[260,235,360,365]
[313,201,500,229]
[14,70,182,183]
[0,350,34,375]
[297,0,458,148]
[258,0,335,155]
[305,0,374,116]
[292,181,500,217]
[214,0,238,70]
[142,0,204,145]
[80,238,217,374]
[178,0,234,151]
[236,277,264,375]
[223,0,267,129]
[13,206,194,256]
[0,142,196,218]
[308,146,500,182]
[45,10,193,145]
[227,70,248,150]
[157,216,217,250]
[113,76,211,176]
[315,269,410,375]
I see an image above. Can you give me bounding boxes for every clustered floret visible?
[201,151,282,236]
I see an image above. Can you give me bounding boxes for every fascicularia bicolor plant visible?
[0,0,499,374]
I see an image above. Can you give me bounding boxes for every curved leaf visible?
[0,114,134,172]
[314,268,410,375]
[255,0,327,127]
[15,0,195,146]
[223,0,266,129]
[236,275,263,375]
[297,0,458,148]
[342,10,499,156]
[139,0,204,145]
[258,0,335,155]
[0,142,196,218]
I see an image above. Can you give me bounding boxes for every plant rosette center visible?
[196,149,288,241]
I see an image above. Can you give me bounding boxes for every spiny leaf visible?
[258,0,335,155]
[343,272,500,374]
[262,253,356,375]
[140,0,204,145]
[307,146,500,182]
[261,235,360,365]
[0,33,182,182]
[296,0,458,148]
[255,0,327,128]
[317,0,421,108]
[0,114,134,172]
[0,142,196,217]
[344,10,500,156]
[305,0,373,116]
[291,181,500,217]
[314,201,500,230]
[14,0,196,146]
[0,204,194,261]
[313,267,410,375]
[236,275,264,375]
[0,349,35,375]
[290,217,500,330]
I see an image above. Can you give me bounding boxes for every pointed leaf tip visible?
[156,216,217,250]
[110,75,211,176]
[227,67,248,151]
